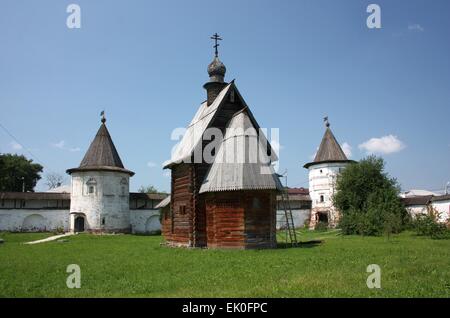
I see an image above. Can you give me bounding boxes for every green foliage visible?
[314,221,328,232]
[412,207,449,239]
[138,185,159,194]
[0,154,43,192]
[334,156,408,236]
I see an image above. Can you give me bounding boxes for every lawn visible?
[0,230,449,297]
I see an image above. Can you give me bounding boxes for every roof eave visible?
[66,166,135,176]
[303,159,356,169]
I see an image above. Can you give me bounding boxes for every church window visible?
[101,217,106,225]
[320,195,324,203]
[179,205,187,215]
[320,169,323,173]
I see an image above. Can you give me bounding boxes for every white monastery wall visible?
[276,209,311,229]
[0,209,69,232]
[130,210,161,234]
[431,200,450,223]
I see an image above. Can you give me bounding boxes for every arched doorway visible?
[318,212,329,224]
[74,216,85,232]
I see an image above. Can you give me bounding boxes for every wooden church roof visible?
[304,126,352,169]
[163,82,277,168]
[199,110,283,193]
[67,120,134,175]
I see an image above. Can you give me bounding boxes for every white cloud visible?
[147,161,157,168]
[408,24,424,32]
[51,140,80,152]
[359,135,405,155]
[52,140,65,149]
[10,141,23,150]
[341,142,352,158]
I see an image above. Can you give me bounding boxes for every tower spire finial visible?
[324,116,330,128]
[100,110,106,124]
[210,33,222,57]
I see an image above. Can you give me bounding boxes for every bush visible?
[412,209,449,239]
[335,156,409,236]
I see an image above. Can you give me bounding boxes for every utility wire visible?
[0,121,56,174]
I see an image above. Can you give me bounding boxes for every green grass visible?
[0,230,449,297]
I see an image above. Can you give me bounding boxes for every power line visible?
[0,121,56,174]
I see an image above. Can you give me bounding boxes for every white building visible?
[0,116,167,234]
[303,120,354,229]
[403,194,450,223]
[66,116,135,233]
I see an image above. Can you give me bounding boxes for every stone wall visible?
[276,209,311,229]
[0,209,70,232]
[130,209,161,234]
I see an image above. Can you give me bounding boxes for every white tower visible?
[66,115,134,233]
[304,119,353,229]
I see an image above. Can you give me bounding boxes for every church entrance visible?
[74,216,85,232]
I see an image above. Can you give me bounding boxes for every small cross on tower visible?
[210,33,222,57]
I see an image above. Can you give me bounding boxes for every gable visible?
[164,82,278,168]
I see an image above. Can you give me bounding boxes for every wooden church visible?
[161,35,282,249]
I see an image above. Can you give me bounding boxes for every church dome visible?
[207,57,226,82]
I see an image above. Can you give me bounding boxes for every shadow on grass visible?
[276,239,323,249]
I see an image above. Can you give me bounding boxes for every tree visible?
[45,172,66,190]
[334,156,408,236]
[0,154,43,192]
[138,185,159,194]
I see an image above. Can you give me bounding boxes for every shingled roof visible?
[304,126,353,168]
[163,82,277,168]
[199,111,283,193]
[67,120,134,175]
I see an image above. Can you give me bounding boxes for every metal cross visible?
[210,33,222,57]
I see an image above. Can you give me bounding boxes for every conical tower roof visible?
[304,123,352,169]
[67,118,134,175]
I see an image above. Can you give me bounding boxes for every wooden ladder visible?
[279,187,298,247]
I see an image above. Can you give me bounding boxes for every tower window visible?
[320,195,324,203]
[320,169,323,173]
[179,205,186,215]
[86,178,97,195]
[101,217,106,225]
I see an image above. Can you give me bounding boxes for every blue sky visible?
[0,0,449,193]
